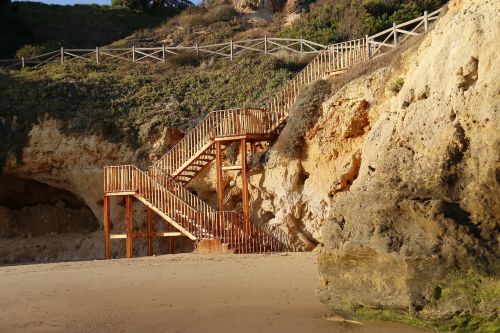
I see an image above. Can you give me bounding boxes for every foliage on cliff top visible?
[0,1,179,59]
[0,54,302,169]
[278,0,448,45]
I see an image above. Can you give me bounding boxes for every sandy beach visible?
[0,253,429,333]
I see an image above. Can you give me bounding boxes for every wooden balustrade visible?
[154,108,269,175]
[104,165,288,253]
[103,9,443,255]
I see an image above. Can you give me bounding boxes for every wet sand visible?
[0,252,429,333]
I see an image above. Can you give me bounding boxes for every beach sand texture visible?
[0,253,429,333]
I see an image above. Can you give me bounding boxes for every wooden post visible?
[168,223,174,254]
[393,22,398,46]
[196,43,199,58]
[162,45,166,63]
[365,35,370,59]
[125,195,133,258]
[21,57,25,68]
[103,196,111,259]
[264,35,267,54]
[60,47,64,64]
[132,46,136,63]
[147,207,153,256]
[241,138,249,235]
[300,36,303,54]
[230,39,233,60]
[96,47,100,64]
[424,11,429,31]
[215,141,224,211]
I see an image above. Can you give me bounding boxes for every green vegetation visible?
[353,270,500,332]
[388,77,405,93]
[278,0,448,45]
[0,55,299,168]
[275,80,332,158]
[0,1,181,59]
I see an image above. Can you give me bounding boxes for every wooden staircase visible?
[103,8,442,257]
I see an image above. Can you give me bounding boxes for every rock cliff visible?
[259,0,498,328]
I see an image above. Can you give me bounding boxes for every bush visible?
[168,52,201,67]
[278,0,448,45]
[275,80,332,158]
[15,44,46,59]
[388,77,404,93]
[210,5,237,22]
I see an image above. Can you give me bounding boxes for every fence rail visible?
[367,8,442,57]
[1,37,326,69]
[0,9,442,70]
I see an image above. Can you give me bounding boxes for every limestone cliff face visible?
[317,0,499,313]
[1,119,186,263]
[218,0,499,320]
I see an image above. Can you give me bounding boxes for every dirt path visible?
[0,252,429,333]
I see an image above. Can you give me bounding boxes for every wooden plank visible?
[222,165,242,171]
[105,191,135,196]
[132,194,197,240]
[110,234,127,239]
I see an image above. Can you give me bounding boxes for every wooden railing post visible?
[424,11,429,31]
[215,141,224,211]
[21,57,25,68]
[264,35,267,54]
[96,47,100,64]
[147,207,153,256]
[60,47,64,64]
[300,35,304,54]
[393,22,398,46]
[162,45,166,62]
[195,43,199,58]
[365,35,370,59]
[230,39,233,60]
[132,46,136,63]
[241,138,249,236]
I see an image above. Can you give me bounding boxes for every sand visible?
[0,252,430,333]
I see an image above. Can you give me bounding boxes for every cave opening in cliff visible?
[0,175,99,238]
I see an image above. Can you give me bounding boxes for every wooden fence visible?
[0,9,442,70]
[0,37,326,69]
[367,8,442,57]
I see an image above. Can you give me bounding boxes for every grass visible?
[0,54,300,169]
[352,270,500,333]
[388,77,405,93]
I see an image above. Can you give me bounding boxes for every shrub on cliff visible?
[275,80,332,159]
[278,0,448,44]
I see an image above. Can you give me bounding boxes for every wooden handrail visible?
[104,165,290,252]
[102,8,444,253]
